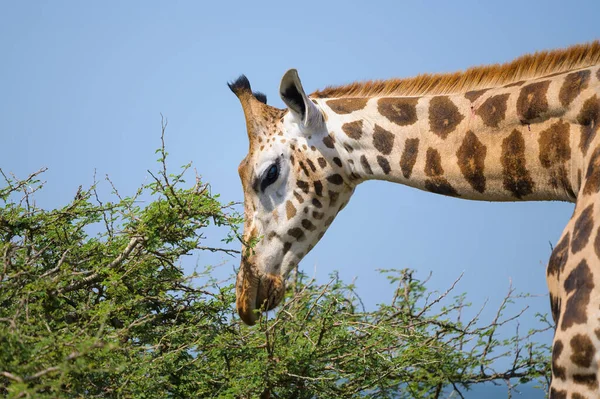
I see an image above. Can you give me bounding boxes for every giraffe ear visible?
[279,69,324,132]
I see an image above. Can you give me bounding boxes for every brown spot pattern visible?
[570,333,595,368]
[501,129,534,198]
[559,70,591,107]
[282,242,292,256]
[584,146,600,195]
[464,89,489,102]
[349,172,360,181]
[314,180,323,196]
[317,157,327,168]
[424,147,459,196]
[549,293,561,325]
[377,156,391,175]
[266,231,277,240]
[312,198,322,208]
[360,155,373,175]
[323,134,336,149]
[306,159,317,172]
[342,120,363,140]
[372,125,395,155]
[516,80,551,121]
[328,190,339,207]
[476,93,510,128]
[327,174,344,185]
[561,259,594,331]
[312,211,324,220]
[333,157,342,167]
[301,219,316,232]
[547,233,570,277]
[377,97,418,126]
[538,120,571,166]
[299,161,310,177]
[538,120,573,195]
[425,148,444,177]
[288,228,305,241]
[571,204,594,254]
[549,388,567,399]
[285,201,296,220]
[297,180,309,194]
[552,339,566,380]
[326,98,368,114]
[400,138,419,179]
[573,373,597,389]
[424,180,459,197]
[428,96,464,139]
[456,131,487,193]
[577,95,600,155]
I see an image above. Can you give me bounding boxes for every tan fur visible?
[312,41,600,98]
[234,42,600,396]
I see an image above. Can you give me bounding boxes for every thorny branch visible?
[57,236,144,294]
[256,269,551,398]
[0,122,550,398]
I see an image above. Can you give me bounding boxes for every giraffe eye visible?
[260,161,280,192]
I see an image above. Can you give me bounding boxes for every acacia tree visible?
[0,124,551,398]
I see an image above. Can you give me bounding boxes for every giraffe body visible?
[229,42,600,398]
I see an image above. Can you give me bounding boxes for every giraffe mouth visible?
[236,264,285,326]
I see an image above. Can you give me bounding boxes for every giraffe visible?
[229,41,600,398]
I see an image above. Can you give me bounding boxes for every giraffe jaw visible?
[236,265,285,326]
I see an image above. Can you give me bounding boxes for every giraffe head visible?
[229,70,355,325]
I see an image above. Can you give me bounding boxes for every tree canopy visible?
[0,126,551,398]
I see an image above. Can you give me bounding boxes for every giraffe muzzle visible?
[236,266,285,325]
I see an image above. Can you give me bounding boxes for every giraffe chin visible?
[236,267,285,326]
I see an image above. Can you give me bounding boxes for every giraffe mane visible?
[311,41,600,99]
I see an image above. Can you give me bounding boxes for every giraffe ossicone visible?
[230,41,600,398]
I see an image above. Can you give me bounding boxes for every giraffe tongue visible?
[236,266,285,326]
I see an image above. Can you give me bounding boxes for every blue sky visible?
[2,1,599,388]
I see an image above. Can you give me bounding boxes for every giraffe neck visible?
[315,68,600,202]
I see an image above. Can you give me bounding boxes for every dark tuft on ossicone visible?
[253,91,267,104]
[228,75,267,103]
[228,75,252,95]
